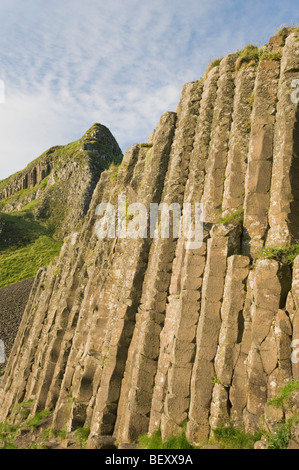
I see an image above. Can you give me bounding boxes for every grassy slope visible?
[0,125,123,289]
[0,212,62,288]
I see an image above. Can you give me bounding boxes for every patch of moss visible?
[277,26,290,37]
[139,142,153,148]
[74,426,90,448]
[258,244,299,265]
[51,428,67,441]
[248,92,255,108]
[205,58,223,78]
[259,49,282,62]
[145,148,153,168]
[0,176,49,213]
[24,409,51,429]
[245,118,252,134]
[139,425,195,450]
[210,425,262,449]
[0,214,62,288]
[0,422,19,442]
[236,44,259,71]
[211,374,220,385]
[219,208,244,225]
[266,416,298,449]
[108,162,121,182]
[267,380,299,409]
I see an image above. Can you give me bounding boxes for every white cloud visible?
[0,0,299,179]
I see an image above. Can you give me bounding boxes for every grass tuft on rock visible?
[210,425,262,449]
[138,422,195,450]
[267,380,299,409]
[258,244,299,265]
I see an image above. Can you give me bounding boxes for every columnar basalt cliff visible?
[1,29,299,449]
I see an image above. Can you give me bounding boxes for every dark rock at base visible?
[88,435,117,449]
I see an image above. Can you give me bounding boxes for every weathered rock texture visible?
[1,30,299,448]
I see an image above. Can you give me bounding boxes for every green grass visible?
[0,422,19,442]
[13,399,34,413]
[236,45,259,70]
[219,208,244,225]
[0,408,51,448]
[0,212,50,249]
[0,235,62,288]
[51,428,67,441]
[211,374,220,386]
[248,92,255,108]
[139,142,153,148]
[274,25,299,38]
[235,42,283,73]
[267,380,299,409]
[24,409,51,429]
[108,162,121,182]
[145,148,153,168]
[210,426,262,449]
[266,417,297,449]
[258,244,299,266]
[139,423,262,450]
[205,58,223,78]
[263,380,299,449]
[138,423,195,450]
[0,212,62,288]
[0,177,49,212]
[259,49,282,61]
[74,426,90,448]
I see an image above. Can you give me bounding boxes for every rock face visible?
[0,123,123,239]
[1,30,299,448]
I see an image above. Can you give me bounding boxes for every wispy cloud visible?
[0,0,299,179]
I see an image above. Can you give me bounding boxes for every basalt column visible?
[114,80,203,444]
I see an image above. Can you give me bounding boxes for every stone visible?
[88,435,117,449]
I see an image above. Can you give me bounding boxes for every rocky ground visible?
[0,278,34,372]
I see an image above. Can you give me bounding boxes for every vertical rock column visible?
[201,53,237,222]
[157,238,208,441]
[87,111,177,443]
[186,225,229,446]
[243,58,280,256]
[50,145,142,431]
[244,260,291,432]
[267,33,299,246]
[209,255,250,431]
[222,64,256,217]
[114,81,203,444]
[286,255,299,380]
[148,66,220,440]
[228,269,255,427]
[25,233,85,416]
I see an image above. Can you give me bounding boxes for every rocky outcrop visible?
[0,123,122,239]
[1,29,299,449]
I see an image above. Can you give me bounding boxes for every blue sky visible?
[0,0,299,179]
